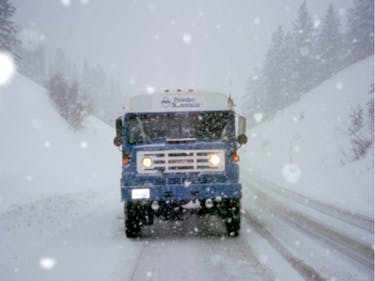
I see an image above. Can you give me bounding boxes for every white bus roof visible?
[127,90,235,113]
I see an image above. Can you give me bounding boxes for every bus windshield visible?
[126,111,234,144]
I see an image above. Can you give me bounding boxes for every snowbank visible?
[0,73,119,212]
[242,56,374,217]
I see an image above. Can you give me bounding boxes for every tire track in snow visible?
[249,176,374,232]
[250,187,374,268]
[243,211,328,281]
[127,215,271,281]
[235,235,275,281]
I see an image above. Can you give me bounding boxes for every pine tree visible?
[0,0,18,54]
[49,48,69,78]
[345,0,374,63]
[18,45,47,84]
[291,1,316,94]
[48,74,88,130]
[316,4,344,82]
[242,69,265,123]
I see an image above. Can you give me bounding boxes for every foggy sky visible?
[12,0,353,104]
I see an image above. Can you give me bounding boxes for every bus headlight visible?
[142,157,153,168]
[209,154,221,167]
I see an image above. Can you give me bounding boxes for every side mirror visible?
[237,115,246,135]
[113,136,123,146]
[237,134,248,145]
[236,115,247,145]
[114,117,123,147]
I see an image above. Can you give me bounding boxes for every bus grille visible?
[137,150,225,174]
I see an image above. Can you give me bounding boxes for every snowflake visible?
[145,85,156,94]
[253,112,264,123]
[335,81,344,90]
[39,257,57,270]
[61,0,71,6]
[313,19,321,28]
[182,34,192,44]
[146,271,152,278]
[282,164,302,183]
[80,141,88,149]
[26,176,33,182]
[338,8,346,16]
[0,52,16,86]
[44,140,52,148]
[253,18,261,25]
[81,0,90,4]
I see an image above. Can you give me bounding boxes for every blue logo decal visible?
[161,97,171,109]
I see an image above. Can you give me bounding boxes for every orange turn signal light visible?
[232,154,240,162]
[122,155,131,165]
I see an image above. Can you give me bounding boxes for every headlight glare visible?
[209,154,221,166]
[142,157,153,168]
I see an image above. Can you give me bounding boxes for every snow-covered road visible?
[0,175,373,281]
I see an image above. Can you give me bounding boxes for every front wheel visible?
[223,199,241,237]
[124,203,142,238]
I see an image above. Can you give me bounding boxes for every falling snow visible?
[336,81,344,90]
[60,0,71,7]
[282,163,302,183]
[253,112,264,123]
[145,85,156,94]
[39,257,57,270]
[182,34,192,44]
[44,140,52,148]
[253,17,261,25]
[0,52,16,86]
[80,141,88,148]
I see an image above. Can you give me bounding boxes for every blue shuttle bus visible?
[114,90,247,237]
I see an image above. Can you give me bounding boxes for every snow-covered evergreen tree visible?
[48,73,89,130]
[290,1,316,94]
[0,0,18,55]
[263,26,287,112]
[49,48,70,78]
[18,45,47,84]
[345,0,374,63]
[242,69,265,124]
[315,4,344,82]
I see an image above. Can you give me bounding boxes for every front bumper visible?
[121,183,241,202]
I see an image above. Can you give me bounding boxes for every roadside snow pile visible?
[242,56,374,217]
[0,73,119,212]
